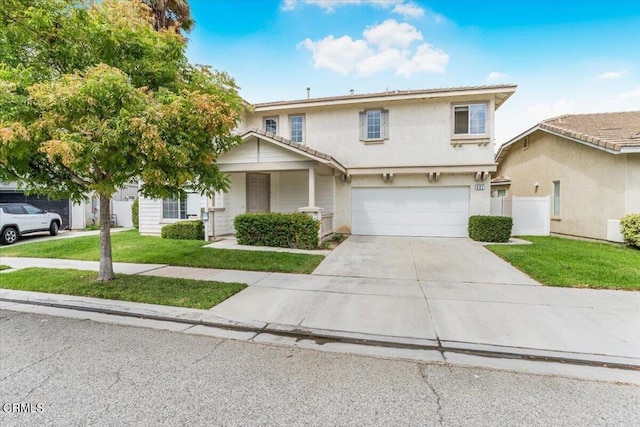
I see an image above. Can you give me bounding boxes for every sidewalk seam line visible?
[2,296,638,371]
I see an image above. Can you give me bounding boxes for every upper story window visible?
[359,109,389,142]
[290,115,304,143]
[163,196,186,219]
[453,103,487,136]
[264,117,278,134]
[367,110,381,139]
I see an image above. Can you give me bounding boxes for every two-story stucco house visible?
[139,84,517,239]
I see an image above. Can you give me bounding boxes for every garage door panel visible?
[351,187,469,237]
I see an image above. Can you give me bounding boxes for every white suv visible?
[0,203,62,245]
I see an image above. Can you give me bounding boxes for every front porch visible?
[205,128,345,242]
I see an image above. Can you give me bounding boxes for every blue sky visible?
[186,0,640,145]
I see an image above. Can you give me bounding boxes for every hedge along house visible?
[138,85,517,240]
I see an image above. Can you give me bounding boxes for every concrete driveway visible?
[312,235,538,285]
[208,236,640,366]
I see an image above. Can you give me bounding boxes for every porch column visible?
[308,167,316,207]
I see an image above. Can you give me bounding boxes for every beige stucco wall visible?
[626,155,640,213]
[496,131,636,240]
[245,94,497,169]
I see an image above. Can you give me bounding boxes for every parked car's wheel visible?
[49,221,59,236]
[1,227,19,245]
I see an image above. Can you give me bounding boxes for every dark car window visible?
[23,205,43,214]
[4,206,26,214]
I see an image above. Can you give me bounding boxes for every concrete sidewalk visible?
[1,256,638,370]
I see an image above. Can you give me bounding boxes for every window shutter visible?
[382,110,389,139]
[359,111,366,140]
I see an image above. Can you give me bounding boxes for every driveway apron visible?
[209,236,640,364]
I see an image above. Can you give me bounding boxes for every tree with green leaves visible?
[0,0,246,281]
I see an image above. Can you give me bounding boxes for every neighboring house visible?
[0,182,138,230]
[140,84,516,238]
[494,111,640,241]
[0,182,72,229]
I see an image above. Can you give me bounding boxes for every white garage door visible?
[351,187,470,237]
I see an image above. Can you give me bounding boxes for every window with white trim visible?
[553,181,561,217]
[290,115,304,143]
[453,103,487,135]
[264,117,278,134]
[359,109,389,141]
[163,196,187,219]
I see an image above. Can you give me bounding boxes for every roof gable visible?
[220,127,346,173]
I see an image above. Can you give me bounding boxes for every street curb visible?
[2,291,639,372]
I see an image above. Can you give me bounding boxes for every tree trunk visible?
[98,193,115,282]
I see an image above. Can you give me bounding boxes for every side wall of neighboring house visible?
[496,131,629,240]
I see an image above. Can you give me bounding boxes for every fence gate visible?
[491,196,550,236]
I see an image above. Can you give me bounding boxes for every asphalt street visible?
[1,310,638,427]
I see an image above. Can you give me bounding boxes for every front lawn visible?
[0,230,324,274]
[1,268,246,309]
[487,236,640,290]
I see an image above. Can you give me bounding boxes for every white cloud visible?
[396,44,449,76]
[300,21,448,77]
[521,98,574,124]
[598,71,627,79]
[281,0,297,11]
[618,85,640,100]
[391,1,424,18]
[363,19,422,50]
[282,0,425,18]
[486,71,509,82]
[356,48,405,75]
[299,36,372,75]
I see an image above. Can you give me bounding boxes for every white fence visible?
[321,213,334,238]
[491,196,550,236]
[112,200,134,227]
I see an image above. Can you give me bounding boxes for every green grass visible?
[1,268,246,309]
[0,265,11,271]
[487,236,640,290]
[0,230,324,274]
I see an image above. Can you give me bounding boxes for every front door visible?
[246,173,270,213]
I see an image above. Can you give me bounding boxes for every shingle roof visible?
[540,111,640,151]
[254,84,517,109]
[238,127,346,172]
[496,111,640,162]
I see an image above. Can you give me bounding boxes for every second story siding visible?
[244,85,515,169]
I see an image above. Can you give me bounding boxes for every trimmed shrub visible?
[620,213,640,249]
[234,212,319,249]
[161,220,204,240]
[468,215,513,243]
[131,198,139,229]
